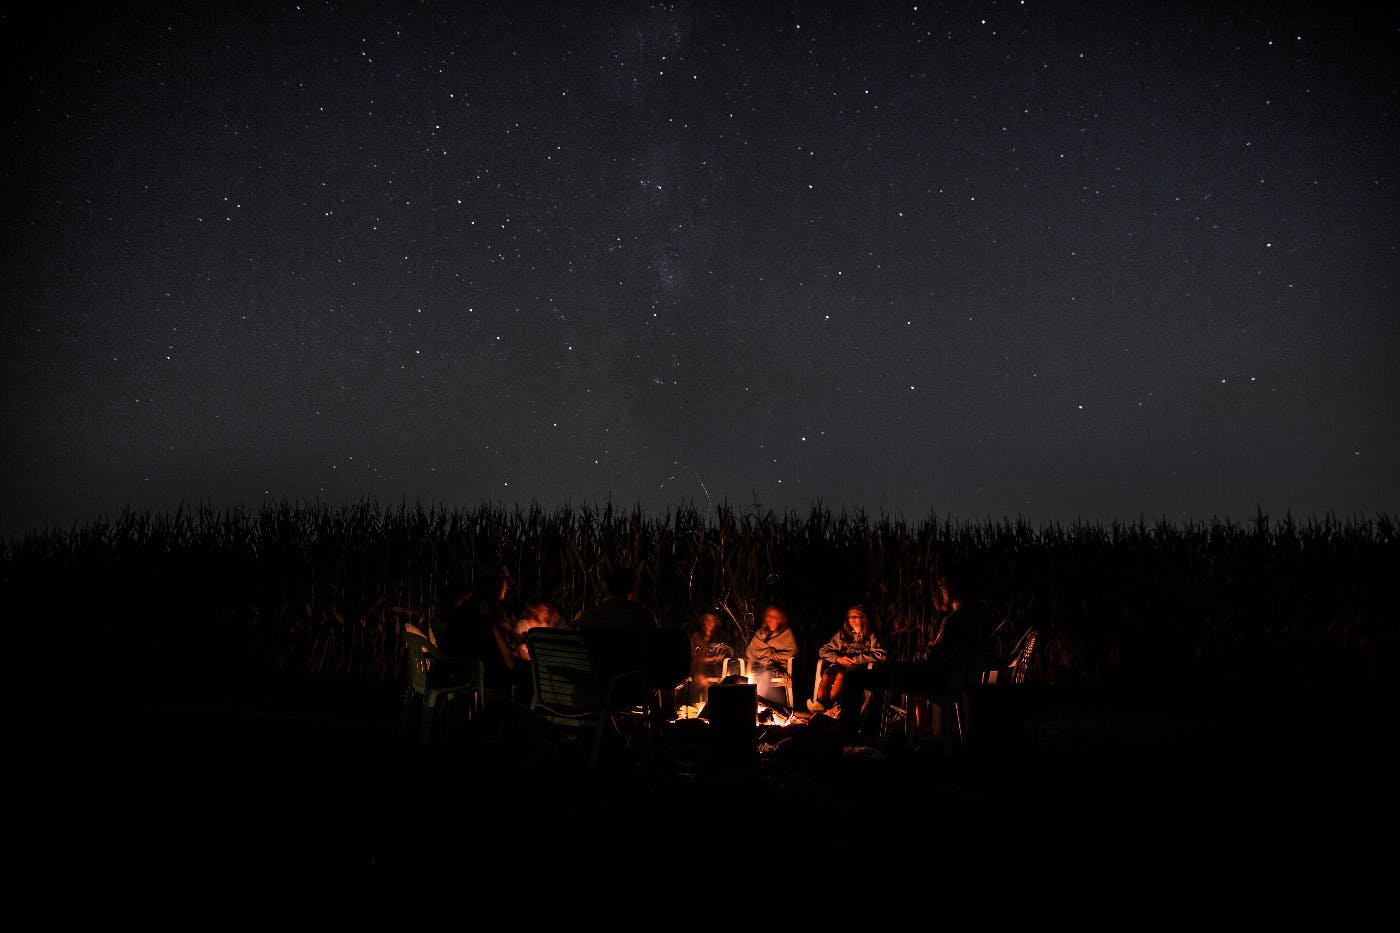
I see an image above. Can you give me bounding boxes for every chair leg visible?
[959,686,972,749]
[939,695,971,757]
[399,691,417,740]
[420,698,438,745]
[941,701,957,758]
[589,716,607,768]
[879,691,906,741]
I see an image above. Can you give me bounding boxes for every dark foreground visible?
[44,680,1391,891]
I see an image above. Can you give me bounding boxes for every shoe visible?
[825,704,842,718]
[807,698,824,714]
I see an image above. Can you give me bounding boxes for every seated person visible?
[432,564,522,701]
[744,604,798,711]
[576,565,685,711]
[685,609,736,706]
[510,599,561,706]
[576,566,659,632]
[809,604,887,717]
[838,564,994,743]
[513,599,562,662]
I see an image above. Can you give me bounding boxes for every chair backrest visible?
[402,622,434,695]
[981,627,1038,685]
[527,628,606,719]
[526,627,655,766]
[1006,627,1038,684]
[402,620,484,700]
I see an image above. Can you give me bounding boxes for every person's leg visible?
[753,667,773,706]
[828,669,846,706]
[892,659,959,740]
[839,664,891,740]
[513,661,535,706]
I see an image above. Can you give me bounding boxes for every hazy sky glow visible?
[3,1,1396,538]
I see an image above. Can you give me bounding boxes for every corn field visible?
[6,499,1392,712]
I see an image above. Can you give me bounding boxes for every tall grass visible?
[5,499,1391,711]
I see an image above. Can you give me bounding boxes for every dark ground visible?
[41,679,1391,895]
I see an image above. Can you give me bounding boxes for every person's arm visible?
[745,633,769,667]
[491,616,517,670]
[818,632,842,665]
[866,635,889,665]
[922,615,950,657]
[773,628,798,664]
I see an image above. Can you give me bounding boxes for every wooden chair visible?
[526,628,656,767]
[400,621,484,745]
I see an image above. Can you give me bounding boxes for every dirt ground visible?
[42,679,1390,890]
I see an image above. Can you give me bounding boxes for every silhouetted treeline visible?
[6,499,1391,713]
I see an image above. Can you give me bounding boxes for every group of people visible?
[428,562,550,713]
[422,555,995,748]
[682,603,801,714]
[831,564,995,742]
[424,562,688,732]
[690,562,995,744]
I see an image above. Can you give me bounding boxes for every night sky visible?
[3,1,1396,539]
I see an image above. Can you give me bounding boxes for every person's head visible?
[523,601,559,627]
[932,575,954,613]
[845,605,869,637]
[762,604,787,631]
[699,610,721,637]
[938,561,984,609]
[477,561,512,600]
[602,565,638,600]
[444,575,474,609]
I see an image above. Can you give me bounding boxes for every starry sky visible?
[3,1,1396,539]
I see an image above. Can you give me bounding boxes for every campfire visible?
[674,673,796,727]
[757,702,795,728]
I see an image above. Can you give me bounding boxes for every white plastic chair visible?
[731,655,796,711]
[813,658,877,718]
[400,621,484,745]
[527,628,656,767]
